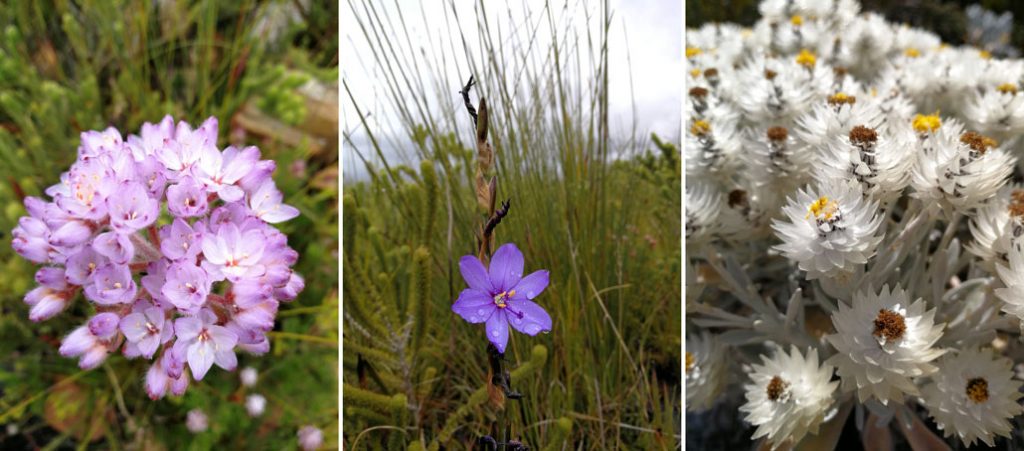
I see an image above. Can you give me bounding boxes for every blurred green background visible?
[0,1,338,449]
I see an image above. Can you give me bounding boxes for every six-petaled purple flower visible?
[9,116,303,399]
[453,243,552,353]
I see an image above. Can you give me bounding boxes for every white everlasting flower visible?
[921,349,1023,447]
[994,242,1024,330]
[686,332,729,412]
[685,183,723,246]
[967,184,1024,265]
[245,393,267,417]
[816,123,915,201]
[825,285,946,405]
[745,125,815,194]
[910,116,1014,213]
[733,55,820,125]
[685,115,742,181]
[771,181,883,280]
[739,346,838,450]
[793,90,882,150]
[963,82,1024,140]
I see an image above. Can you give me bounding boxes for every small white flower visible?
[826,284,946,405]
[240,366,258,387]
[921,348,1023,447]
[298,425,324,451]
[963,83,1024,140]
[772,181,883,280]
[739,346,838,450]
[686,332,729,411]
[685,183,723,246]
[245,394,267,417]
[186,409,208,433]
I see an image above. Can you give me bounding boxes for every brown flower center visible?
[1009,190,1024,218]
[689,87,709,98]
[873,309,906,341]
[966,377,989,403]
[960,131,998,154]
[728,189,749,209]
[849,125,878,146]
[767,126,788,142]
[766,376,789,401]
[685,352,695,374]
[764,69,778,80]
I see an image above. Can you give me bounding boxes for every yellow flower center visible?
[966,377,989,403]
[806,196,838,220]
[493,289,516,308]
[685,352,695,374]
[980,50,992,59]
[686,47,702,58]
[997,83,1018,94]
[912,113,942,134]
[904,47,921,58]
[795,49,816,68]
[827,92,856,106]
[689,68,701,78]
[690,120,711,136]
[790,15,804,26]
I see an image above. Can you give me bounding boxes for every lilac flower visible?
[249,179,300,223]
[92,231,135,264]
[121,306,172,359]
[161,262,212,314]
[166,177,209,217]
[84,264,137,305]
[8,116,303,401]
[196,145,257,202]
[175,309,238,380]
[201,223,265,281]
[107,181,159,233]
[452,243,553,353]
[159,218,205,262]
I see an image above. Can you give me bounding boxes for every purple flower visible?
[92,231,135,264]
[12,216,51,263]
[89,312,121,340]
[79,127,123,158]
[120,306,172,359]
[24,286,71,322]
[166,177,209,217]
[196,145,257,202]
[201,223,265,281]
[107,181,158,233]
[452,243,552,353]
[186,409,209,433]
[159,218,205,262]
[161,262,211,314]
[175,309,238,380]
[65,247,109,285]
[59,322,110,369]
[84,264,137,305]
[248,179,299,223]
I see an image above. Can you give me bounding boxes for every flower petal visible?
[511,270,549,299]
[489,243,524,292]
[187,342,216,381]
[452,289,496,323]
[459,256,493,292]
[507,300,552,336]
[485,310,510,353]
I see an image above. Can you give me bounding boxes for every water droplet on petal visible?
[491,330,499,337]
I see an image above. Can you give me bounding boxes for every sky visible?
[341,0,682,182]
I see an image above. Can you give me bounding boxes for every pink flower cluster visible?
[10,116,304,399]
